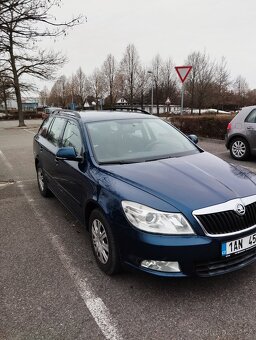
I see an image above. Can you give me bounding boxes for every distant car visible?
[33,109,256,277]
[225,106,256,160]
[42,107,62,120]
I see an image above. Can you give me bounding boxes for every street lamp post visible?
[147,71,154,114]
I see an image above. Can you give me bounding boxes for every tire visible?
[89,209,120,275]
[230,137,250,161]
[36,164,52,197]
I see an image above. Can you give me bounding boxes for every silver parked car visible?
[225,106,256,160]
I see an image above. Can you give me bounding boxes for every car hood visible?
[101,152,256,213]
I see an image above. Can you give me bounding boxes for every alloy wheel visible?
[37,167,45,192]
[231,140,246,158]
[91,219,109,264]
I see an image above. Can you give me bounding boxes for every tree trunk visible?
[130,74,134,107]
[9,36,25,126]
[13,69,25,126]
[130,88,133,107]
[190,83,195,115]
[109,81,113,106]
[155,85,159,116]
[3,89,8,115]
[140,91,144,110]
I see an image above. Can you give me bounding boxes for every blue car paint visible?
[34,112,256,277]
[100,153,256,212]
[92,157,256,277]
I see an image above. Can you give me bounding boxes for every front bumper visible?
[117,227,256,277]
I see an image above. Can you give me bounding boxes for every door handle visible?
[247,126,254,130]
[40,146,43,152]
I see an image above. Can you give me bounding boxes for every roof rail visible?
[53,109,81,118]
[105,106,151,115]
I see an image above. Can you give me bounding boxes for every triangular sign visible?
[175,66,192,83]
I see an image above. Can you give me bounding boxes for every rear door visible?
[34,115,54,165]
[245,109,256,153]
[42,117,67,194]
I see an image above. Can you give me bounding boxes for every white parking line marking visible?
[0,149,122,340]
[49,233,122,340]
[0,150,14,171]
[24,129,36,135]
[17,179,37,183]
[0,182,14,190]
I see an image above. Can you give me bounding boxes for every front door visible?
[56,119,93,221]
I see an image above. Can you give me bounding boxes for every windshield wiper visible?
[99,160,140,165]
[99,155,174,165]
[144,155,173,162]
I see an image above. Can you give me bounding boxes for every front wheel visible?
[230,138,250,160]
[89,209,120,275]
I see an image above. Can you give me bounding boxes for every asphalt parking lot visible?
[1,119,256,340]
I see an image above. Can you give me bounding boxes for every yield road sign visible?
[175,66,192,83]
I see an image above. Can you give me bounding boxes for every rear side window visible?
[245,109,256,123]
[62,120,83,155]
[38,116,53,138]
[47,118,66,147]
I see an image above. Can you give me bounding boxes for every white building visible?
[116,98,128,105]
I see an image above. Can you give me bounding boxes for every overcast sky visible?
[39,0,256,90]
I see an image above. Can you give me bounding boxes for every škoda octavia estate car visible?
[34,109,256,277]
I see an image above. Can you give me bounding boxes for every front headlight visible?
[121,201,195,235]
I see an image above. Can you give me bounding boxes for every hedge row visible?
[166,115,234,140]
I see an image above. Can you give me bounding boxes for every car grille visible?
[196,247,256,277]
[196,201,256,235]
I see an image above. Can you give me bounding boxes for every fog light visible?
[141,260,180,273]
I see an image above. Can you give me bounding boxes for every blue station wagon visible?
[33,109,256,277]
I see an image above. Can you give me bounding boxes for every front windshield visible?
[86,118,200,164]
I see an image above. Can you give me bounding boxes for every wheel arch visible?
[35,157,39,169]
[84,200,106,230]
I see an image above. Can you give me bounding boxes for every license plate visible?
[222,232,256,256]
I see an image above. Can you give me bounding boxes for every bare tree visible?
[39,86,49,107]
[151,54,163,115]
[137,67,151,109]
[185,51,216,114]
[0,72,14,114]
[120,44,141,106]
[233,75,249,108]
[0,0,83,126]
[66,76,76,109]
[161,58,178,107]
[184,52,198,114]
[88,68,106,110]
[214,57,230,112]
[114,72,126,103]
[102,54,119,107]
[246,89,256,106]
[196,54,216,114]
[73,67,89,109]
[48,75,69,107]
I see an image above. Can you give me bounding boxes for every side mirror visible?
[56,147,83,162]
[188,134,198,144]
